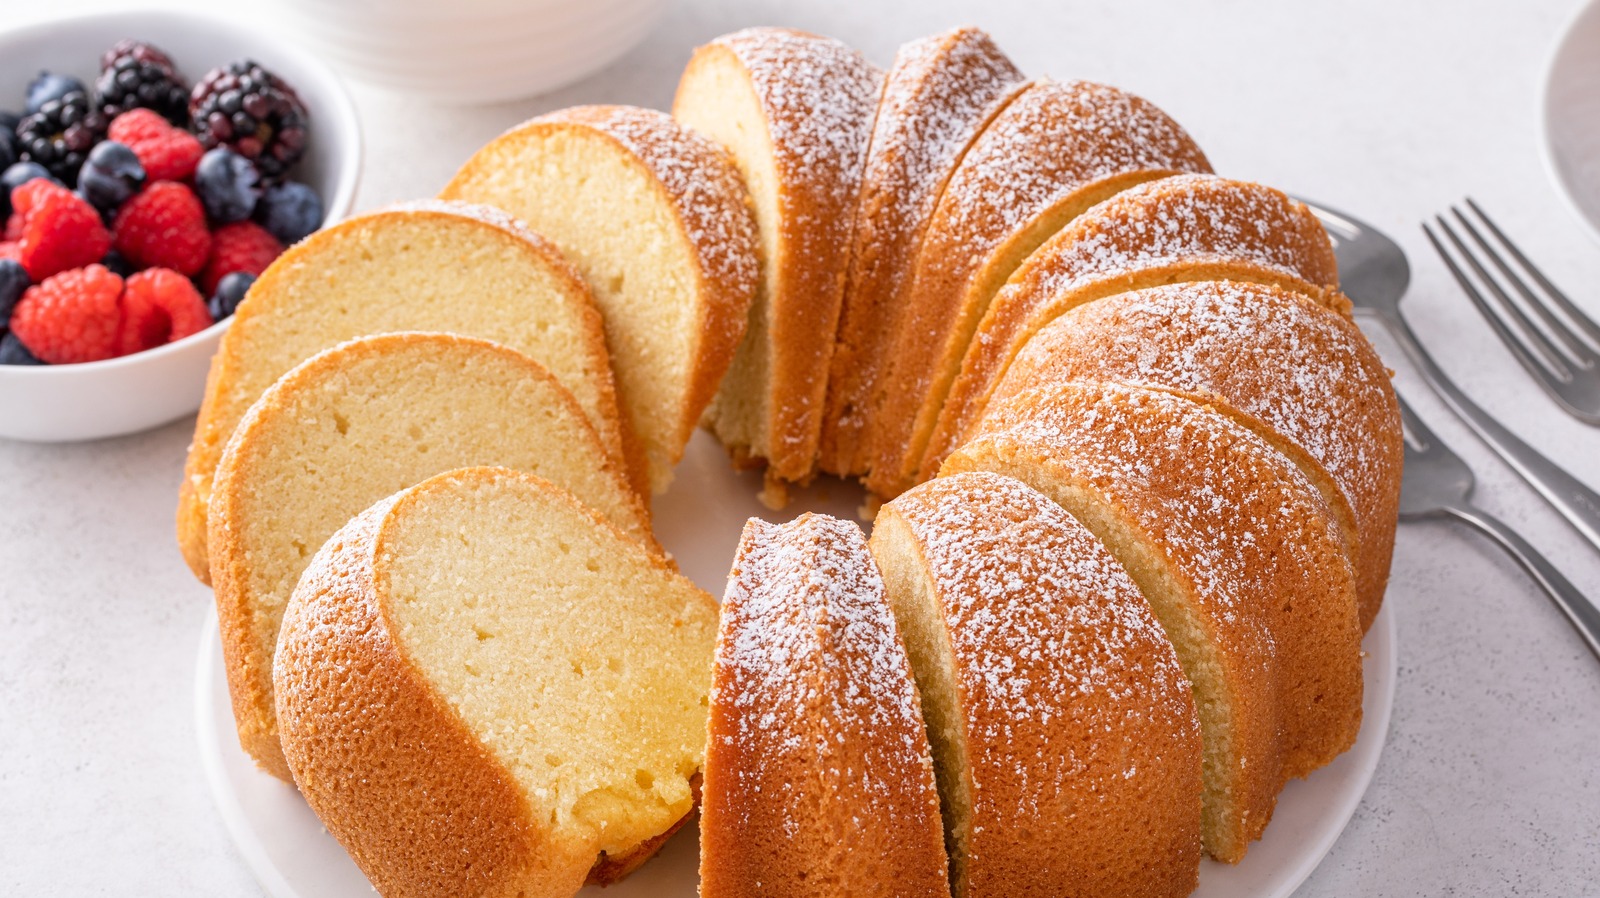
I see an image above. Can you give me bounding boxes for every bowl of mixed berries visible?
[0,12,359,442]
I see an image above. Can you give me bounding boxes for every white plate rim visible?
[1540,0,1600,246]
[193,469,1399,898]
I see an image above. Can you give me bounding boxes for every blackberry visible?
[16,90,108,182]
[97,39,189,125]
[0,111,20,133]
[208,271,255,321]
[189,60,309,181]
[0,331,44,365]
[0,126,15,172]
[100,249,135,278]
[25,72,86,115]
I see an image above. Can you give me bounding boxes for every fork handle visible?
[1447,503,1600,662]
[1379,306,1600,556]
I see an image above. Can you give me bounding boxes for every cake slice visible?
[868,471,1203,896]
[177,200,631,583]
[673,28,883,504]
[921,174,1345,478]
[442,105,759,494]
[864,79,1211,498]
[700,513,948,898]
[210,333,655,779]
[987,281,1402,630]
[943,382,1362,862]
[274,467,718,898]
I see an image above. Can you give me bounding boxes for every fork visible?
[1398,390,1600,660]
[1423,199,1600,425]
[1303,200,1600,558]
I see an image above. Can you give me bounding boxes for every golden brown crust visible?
[864,79,1212,499]
[922,174,1345,479]
[675,29,884,491]
[872,472,1202,895]
[946,381,1363,861]
[209,333,659,779]
[176,201,630,582]
[446,105,759,492]
[822,27,1024,478]
[276,467,703,898]
[988,281,1401,631]
[701,514,949,898]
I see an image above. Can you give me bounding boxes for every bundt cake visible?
[943,381,1363,861]
[441,105,759,495]
[863,78,1213,498]
[673,28,884,505]
[209,333,655,779]
[274,467,718,898]
[820,26,1024,479]
[868,471,1204,896]
[701,513,948,898]
[987,280,1402,630]
[176,200,631,583]
[921,173,1346,479]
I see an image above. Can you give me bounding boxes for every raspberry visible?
[11,178,112,281]
[113,181,211,276]
[9,264,124,364]
[119,267,211,353]
[200,220,282,295]
[0,242,18,263]
[108,109,203,182]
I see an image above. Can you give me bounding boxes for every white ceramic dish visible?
[1542,0,1600,245]
[196,431,1399,898]
[274,0,666,104]
[0,11,360,443]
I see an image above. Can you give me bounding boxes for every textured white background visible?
[3,0,1599,895]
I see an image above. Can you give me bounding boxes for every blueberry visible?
[208,271,256,321]
[0,260,30,329]
[193,147,261,224]
[99,249,135,279]
[76,141,145,213]
[25,71,86,114]
[0,111,20,133]
[0,127,15,172]
[3,160,56,193]
[0,331,43,365]
[254,180,322,245]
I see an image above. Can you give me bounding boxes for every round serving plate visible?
[1542,0,1600,245]
[196,429,1398,898]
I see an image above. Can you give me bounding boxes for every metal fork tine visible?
[1395,392,1436,451]
[1465,198,1600,351]
[1453,204,1598,364]
[1423,221,1572,382]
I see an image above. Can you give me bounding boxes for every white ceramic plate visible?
[1542,0,1600,245]
[196,430,1398,898]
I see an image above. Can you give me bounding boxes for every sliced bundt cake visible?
[820,26,1024,479]
[868,471,1203,897]
[442,105,759,494]
[987,281,1401,630]
[275,467,718,898]
[863,79,1212,498]
[922,174,1345,478]
[177,200,631,583]
[210,333,655,779]
[673,28,883,504]
[701,513,948,898]
[944,382,1362,862]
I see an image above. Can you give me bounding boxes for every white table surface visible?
[4,0,1599,895]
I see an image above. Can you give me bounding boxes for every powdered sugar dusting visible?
[885,471,1195,814]
[712,513,937,832]
[1005,281,1399,554]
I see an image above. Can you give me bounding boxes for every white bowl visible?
[1541,0,1600,246]
[276,0,667,104]
[0,10,361,443]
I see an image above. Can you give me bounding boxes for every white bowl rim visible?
[1539,0,1600,247]
[0,8,363,377]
